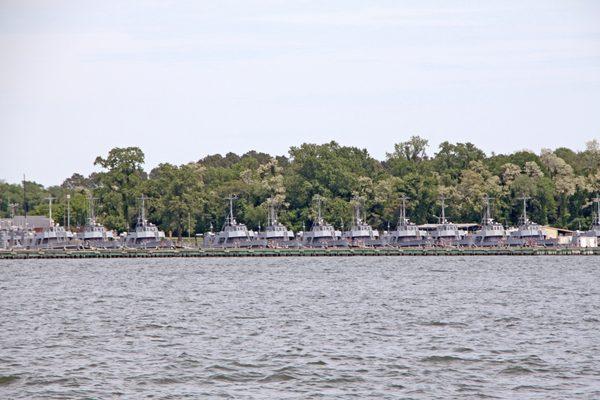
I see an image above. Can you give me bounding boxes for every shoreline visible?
[1,247,599,259]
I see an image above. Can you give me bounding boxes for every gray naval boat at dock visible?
[77,196,117,248]
[460,195,506,247]
[32,196,79,249]
[342,197,381,247]
[384,195,428,247]
[204,195,265,248]
[429,195,466,246]
[125,195,169,249]
[584,196,600,238]
[300,197,346,248]
[507,195,556,247]
[257,199,295,247]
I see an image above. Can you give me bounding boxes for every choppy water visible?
[1,256,599,399]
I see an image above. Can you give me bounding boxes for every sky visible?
[1,0,599,186]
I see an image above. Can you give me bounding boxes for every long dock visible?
[1,247,599,259]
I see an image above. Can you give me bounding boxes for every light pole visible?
[66,194,71,230]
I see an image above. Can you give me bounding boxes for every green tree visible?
[93,147,146,231]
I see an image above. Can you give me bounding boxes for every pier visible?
[1,247,599,259]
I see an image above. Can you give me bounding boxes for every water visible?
[1,256,599,399]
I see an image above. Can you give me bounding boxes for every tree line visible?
[1,138,599,239]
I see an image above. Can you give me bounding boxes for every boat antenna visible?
[45,195,55,221]
[517,194,531,225]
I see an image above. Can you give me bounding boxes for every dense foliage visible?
[2,138,599,238]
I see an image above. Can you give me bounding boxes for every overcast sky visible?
[1,0,599,186]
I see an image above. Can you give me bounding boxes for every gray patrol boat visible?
[384,195,428,247]
[507,195,555,246]
[204,195,264,248]
[32,196,78,249]
[461,195,506,247]
[342,197,380,246]
[300,197,346,248]
[429,195,465,246]
[125,195,169,248]
[78,196,117,248]
[257,199,295,246]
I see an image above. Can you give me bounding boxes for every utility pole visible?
[22,174,28,227]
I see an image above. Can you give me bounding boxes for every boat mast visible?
[593,195,600,226]
[352,196,362,225]
[439,194,447,224]
[88,195,97,223]
[316,196,323,224]
[399,194,409,226]
[267,197,278,226]
[225,194,238,225]
[138,194,147,225]
[482,194,494,226]
[517,194,530,225]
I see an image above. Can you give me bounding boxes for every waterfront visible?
[1,256,599,398]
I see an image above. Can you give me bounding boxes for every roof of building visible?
[10,215,53,229]
[418,223,479,231]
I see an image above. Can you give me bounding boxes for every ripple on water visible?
[0,256,598,399]
[500,366,535,375]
